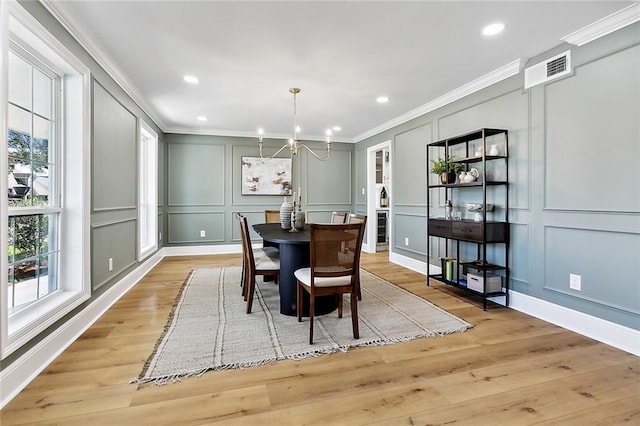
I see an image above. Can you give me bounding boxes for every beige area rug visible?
[134,267,472,385]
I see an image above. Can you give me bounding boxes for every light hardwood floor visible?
[1,252,638,425]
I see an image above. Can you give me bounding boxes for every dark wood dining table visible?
[252,223,338,316]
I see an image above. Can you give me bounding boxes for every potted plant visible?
[430,156,465,184]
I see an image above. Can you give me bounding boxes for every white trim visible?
[390,254,639,357]
[2,0,92,360]
[353,59,521,142]
[161,243,242,257]
[509,291,640,357]
[0,249,163,409]
[561,3,640,47]
[365,141,391,254]
[137,119,158,260]
[2,244,637,408]
[39,0,166,131]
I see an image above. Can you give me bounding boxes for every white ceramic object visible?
[489,144,499,156]
[280,197,293,230]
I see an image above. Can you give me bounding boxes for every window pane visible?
[31,163,50,205]
[11,259,38,312]
[8,216,16,263]
[33,68,52,119]
[8,104,31,140]
[8,51,32,110]
[8,157,31,206]
[33,115,51,164]
[13,215,40,260]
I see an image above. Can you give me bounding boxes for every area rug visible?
[134,267,472,385]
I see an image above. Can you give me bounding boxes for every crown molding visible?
[163,126,353,143]
[40,0,167,131]
[561,2,640,47]
[353,58,522,143]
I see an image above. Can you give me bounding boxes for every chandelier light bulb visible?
[257,88,332,161]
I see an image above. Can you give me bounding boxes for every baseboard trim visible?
[0,250,164,409]
[3,246,637,408]
[162,244,241,256]
[509,290,639,357]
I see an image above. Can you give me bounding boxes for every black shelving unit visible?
[426,128,510,310]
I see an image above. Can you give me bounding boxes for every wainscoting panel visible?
[168,143,225,207]
[544,44,640,213]
[92,82,137,212]
[543,225,639,315]
[168,212,225,244]
[91,219,137,290]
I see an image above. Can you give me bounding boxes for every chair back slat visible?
[309,223,365,279]
[346,213,367,224]
[330,211,349,224]
[265,210,280,223]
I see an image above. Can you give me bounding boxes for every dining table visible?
[252,223,339,316]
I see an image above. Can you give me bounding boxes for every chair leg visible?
[309,292,315,344]
[246,276,256,314]
[297,282,302,322]
[337,294,343,318]
[351,290,359,339]
[356,275,362,301]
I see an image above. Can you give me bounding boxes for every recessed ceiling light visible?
[376,96,389,104]
[197,116,207,121]
[332,126,341,131]
[483,22,505,36]
[184,75,199,84]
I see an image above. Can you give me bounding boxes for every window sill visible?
[4,289,89,358]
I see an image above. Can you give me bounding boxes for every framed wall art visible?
[241,156,292,195]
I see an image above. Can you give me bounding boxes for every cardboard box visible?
[467,272,502,293]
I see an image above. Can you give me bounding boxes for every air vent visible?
[524,50,571,89]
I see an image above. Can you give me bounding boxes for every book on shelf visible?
[440,257,456,281]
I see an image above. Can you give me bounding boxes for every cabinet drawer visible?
[451,221,508,243]
[428,219,451,238]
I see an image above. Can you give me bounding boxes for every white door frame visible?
[365,140,391,253]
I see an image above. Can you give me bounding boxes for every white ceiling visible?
[44,1,633,142]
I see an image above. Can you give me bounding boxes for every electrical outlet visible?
[200,230,206,238]
[361,188,366,195]
[159,232,162,241]
[404,237,409,246]
[108,257,113,272]
[569,273,581,291]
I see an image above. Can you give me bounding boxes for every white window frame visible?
[137,119,158,260]
[1,1,91,359]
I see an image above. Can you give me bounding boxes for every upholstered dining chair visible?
[294,222,366,344]
[330,211,349,224]
[345,214,367,300]
[264,210,280,223]
[346,213,367,224]
[236,213,280,313]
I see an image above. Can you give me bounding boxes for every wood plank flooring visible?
[1,252,638,425]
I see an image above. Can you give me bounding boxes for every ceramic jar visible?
[279,197,293,230]
[489,144,499,156]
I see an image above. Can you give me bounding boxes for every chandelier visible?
[258,88,332,161]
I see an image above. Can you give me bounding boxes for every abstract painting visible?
[241,156,292,195]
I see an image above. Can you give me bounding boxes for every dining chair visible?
[346,213,367,224]
[236,213,280,313]
[294,222,366,344]
[264,209,281,224]
[345,214,367,300]
[330,211,349,224]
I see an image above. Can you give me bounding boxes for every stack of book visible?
[440,257,456,281]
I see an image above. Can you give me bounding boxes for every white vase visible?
[489,144,499,156]
[279,197,293,230]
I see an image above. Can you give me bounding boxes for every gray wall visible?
[355,22,640,330]
[163,134,353,244]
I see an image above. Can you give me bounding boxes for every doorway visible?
[365,141,391,254]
